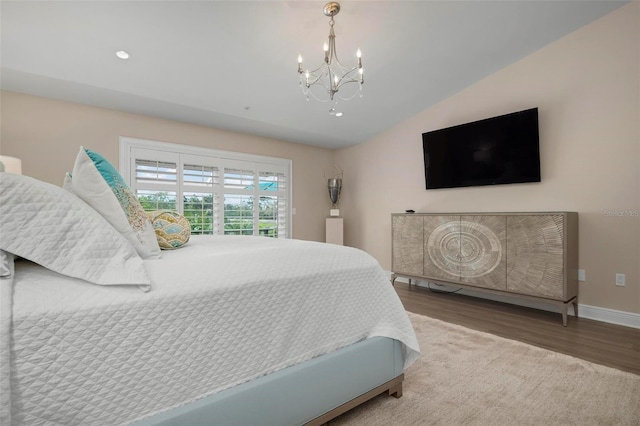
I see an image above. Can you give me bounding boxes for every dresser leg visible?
[562,304,568,327]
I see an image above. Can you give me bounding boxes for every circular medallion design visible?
[427,221,502,278]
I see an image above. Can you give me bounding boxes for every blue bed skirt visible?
[134,337,404,426]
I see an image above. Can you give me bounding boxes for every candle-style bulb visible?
[323,42,329,52]
[356,49,361,58]
[298,54,303,64]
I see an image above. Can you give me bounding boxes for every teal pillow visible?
[69,146,161,259]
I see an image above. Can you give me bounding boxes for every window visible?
[120,137,291,238]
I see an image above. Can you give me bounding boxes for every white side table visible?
[325,217,343,245]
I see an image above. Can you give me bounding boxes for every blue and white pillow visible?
[147,211,191,249]
[69,147,161,259]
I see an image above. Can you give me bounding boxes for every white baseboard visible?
[389,274,640,329]
[577,304,640,329]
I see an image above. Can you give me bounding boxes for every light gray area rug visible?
[332,312,640,425]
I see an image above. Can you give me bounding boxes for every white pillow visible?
[0,173,150,290]
[69,147,161,259]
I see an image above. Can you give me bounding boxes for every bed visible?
[0,170,420,426]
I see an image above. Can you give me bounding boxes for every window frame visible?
[119,136,293,238]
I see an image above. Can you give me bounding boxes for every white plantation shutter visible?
[257,166,288,238]
[181,155,220,235]
[132,150,179,211]
[223,161,256,236]
[121,137,291,238]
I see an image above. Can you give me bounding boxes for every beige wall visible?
[0,91,335,242]
[335,3,640,314]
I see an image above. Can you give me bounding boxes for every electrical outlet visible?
[615,273,626,287]
[578,269,586,282]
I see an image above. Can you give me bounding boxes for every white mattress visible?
[7,236,420,425]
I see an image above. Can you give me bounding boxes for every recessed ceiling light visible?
[335,112,343,117]
[116,50,130,60]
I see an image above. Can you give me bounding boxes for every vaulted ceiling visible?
[1,1,626,149]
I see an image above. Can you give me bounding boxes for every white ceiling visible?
[0,1,626,149]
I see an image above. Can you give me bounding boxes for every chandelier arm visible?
[333,65,362,86]
[306,63,331,77]
[301,66,362,100]
[303,62,363,82]
[301,84,338,103]
[303,65,331,87]
[335,85,363,102]
[303,72,326,88]
[300,77,361,102]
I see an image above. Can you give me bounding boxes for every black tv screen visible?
[422,108,541,190]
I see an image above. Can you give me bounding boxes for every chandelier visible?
[297,2,364,113]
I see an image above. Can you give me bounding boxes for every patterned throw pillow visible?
[69,147,161,259]
[146,211,191,249]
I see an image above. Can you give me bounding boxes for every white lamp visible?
[0,156,23,174]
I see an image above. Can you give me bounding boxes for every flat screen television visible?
[422,108,541,190]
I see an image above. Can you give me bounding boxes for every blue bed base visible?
[133,337,405,426]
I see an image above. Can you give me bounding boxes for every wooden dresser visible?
[391,212,579,325]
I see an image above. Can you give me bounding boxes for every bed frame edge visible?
[304,374,405,426]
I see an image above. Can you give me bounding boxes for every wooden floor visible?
[394,282,640,375]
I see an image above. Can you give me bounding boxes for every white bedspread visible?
[0,254,14,426]
[6,236,419,425]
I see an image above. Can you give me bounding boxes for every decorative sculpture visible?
[328,178,342,217]
[326,167,343,217]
